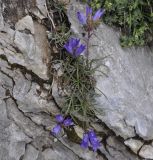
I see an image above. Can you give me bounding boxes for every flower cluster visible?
[64,5,104,58]
[52,114,74,135]
[77,5,104,31]
[52,115,101,151]
[81,130,100,152]
[64,38,86,57]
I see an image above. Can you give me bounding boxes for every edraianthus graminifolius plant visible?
[51,4,104,152]
[64,5,105,58]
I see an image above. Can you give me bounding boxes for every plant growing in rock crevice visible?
[51,4,105,152]
[61,6,104,119]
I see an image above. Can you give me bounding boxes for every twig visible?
[45,3,56,30]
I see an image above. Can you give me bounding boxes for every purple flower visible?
[64,38,86,57]
[81,133,89,149]
[63,118,74,126]
[93,9,105,21]
[52,114,74,135]
[77,5,104,25]
[81,130,100,152]
[88,130,100,152]
[88,129,96,138]
[56,114,64,123]
[75,44,86,56]
[52,124,62,135]
[86,6,92,17]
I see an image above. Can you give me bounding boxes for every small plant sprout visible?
[52,114,74,135]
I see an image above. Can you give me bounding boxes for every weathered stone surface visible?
[124,139,144,154]
[139,145,153,159]
[101,136,140,160]
[36,0,47,17]
[14,31,35,59]
[0,2,4,30]
[0,5,50,80]
[15,15,35,34]
[0,99,32,160]
[42,142,79,160]
[67,0,153,141]
[14,30,48,80]
[12,69,59,115]
[22,144,39,160]
[0,28,49,80]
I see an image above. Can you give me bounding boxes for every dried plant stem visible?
[45,4,56,30]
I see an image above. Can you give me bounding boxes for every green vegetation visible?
[55,55,97,119]
[86,0,153,47]
[46,0,71,48]
[47,24,71,48]
[47,1,106,123]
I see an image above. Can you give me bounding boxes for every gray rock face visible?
[36,0,47,17]
[14,21,49,80]
[42,143,79,160]
[68,1,153,141]
[0,99,32,160]
[0,17,50,80]
[124,139,144,154]
[99,136,140,160]
[22,144,39,160]
[15,15,35,34]
[139,145,153,159]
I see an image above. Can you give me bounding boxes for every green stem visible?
[86,31,91,68]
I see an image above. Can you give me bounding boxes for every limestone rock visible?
[0,24,50,80]
[12,69,59,115]
[104,136,140,160]
[42,145,79,160]
[22,145,39,160]
[139,145,153,159]
[14,31,35,59]
[124,139,144,154]
[0,99,31,160]
[36,0,47,17]
[15,15,35,34]
[14,31,48,80]
[0,8,4,30]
